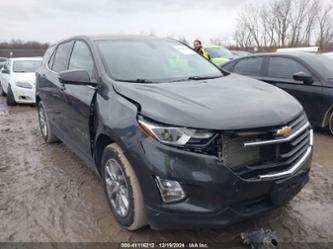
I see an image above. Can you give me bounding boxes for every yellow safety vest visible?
[198,48,210,60]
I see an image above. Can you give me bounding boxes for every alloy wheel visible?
[104,159,130,217]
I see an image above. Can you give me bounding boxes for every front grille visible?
[222,112,312,180]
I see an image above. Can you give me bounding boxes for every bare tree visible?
[233,0,333,50]
[316,2,333,51]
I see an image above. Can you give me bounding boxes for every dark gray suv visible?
[36,35,313,230]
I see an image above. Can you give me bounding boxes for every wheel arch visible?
[94,133,115,175]
[321,105,333,128]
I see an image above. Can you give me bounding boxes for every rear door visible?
[61,40,98,158]
[39,40,74,137]
[263,56,323,124]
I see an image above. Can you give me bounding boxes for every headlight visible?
[15,81,32,89]
[138,116,214,146]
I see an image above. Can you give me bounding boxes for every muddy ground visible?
[0,95,332,248]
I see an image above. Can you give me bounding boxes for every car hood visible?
[12,73,36,84]
[113,73,303,130]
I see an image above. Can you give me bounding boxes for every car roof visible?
[57,34,167,43]
[234,52,319,59]
[205,45,226,48]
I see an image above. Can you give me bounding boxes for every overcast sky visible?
[0,0,331,45]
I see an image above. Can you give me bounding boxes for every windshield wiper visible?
[115,78,155,83]
[169,75,222,82]
[187,75,222,80]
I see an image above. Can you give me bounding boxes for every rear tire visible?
[6,85,16,106]
[102,143,148,231]
[329,112,333,136]
[37,101,59,143]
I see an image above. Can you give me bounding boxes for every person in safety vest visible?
[193,40,210,60]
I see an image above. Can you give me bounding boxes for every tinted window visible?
[52,41,72,72]
[233,57,263,76]
[268,57,310,79]
[222,61,236,72]
[96,39,223,82]
[68,41,94,78]
[44,46,55,68]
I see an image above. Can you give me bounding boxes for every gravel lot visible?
[0,96,332,248]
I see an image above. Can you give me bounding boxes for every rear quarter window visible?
[52,41,73,73]
[233,57,264,76]
[222,61,236,72]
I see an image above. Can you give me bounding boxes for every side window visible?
[52,41,73,73]
[68,41,95,79]
[233,57,264,76]
[46,47,56,68]
[267,57,311,80]
[223,61,236,72]
[48,51,55,68]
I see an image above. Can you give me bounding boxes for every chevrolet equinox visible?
[36,35,313,230]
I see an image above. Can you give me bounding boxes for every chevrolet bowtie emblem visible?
[276,126,292,137]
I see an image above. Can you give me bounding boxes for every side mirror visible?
[58,69,97,86]
[293,72,313,85]
[2,68,10,74]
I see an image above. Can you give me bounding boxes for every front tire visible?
[37,101,59,143]
[102,144,147,231]
[329,112,333,136]
[6,85,16,106]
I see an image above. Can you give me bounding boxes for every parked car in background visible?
[323,52,333,60]
[222,53,333,135]
[204,45,234,65]
[276,47,320,54]
[231,50,252,58]
[0,57,42,105]
[0,57,7,70]
[36,35,312,230]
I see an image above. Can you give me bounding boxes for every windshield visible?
[13,60,42,73]
[96,38,223,82]
[205,47,234,59]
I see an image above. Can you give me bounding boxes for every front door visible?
[263,56,323,125]
[61,40,98,158]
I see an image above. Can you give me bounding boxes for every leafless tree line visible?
[233,0,333,51]
[0,39,49,49]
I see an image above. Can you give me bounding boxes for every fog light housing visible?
[154,176,186,203]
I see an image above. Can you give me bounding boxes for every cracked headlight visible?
[15,81,32,89]
[138,116,214,146]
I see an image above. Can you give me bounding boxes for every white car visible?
[323,52,333,60]
[0,57,42,105]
